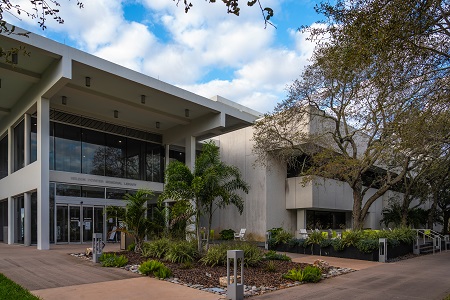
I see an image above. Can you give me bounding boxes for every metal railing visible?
[414,229,448,254]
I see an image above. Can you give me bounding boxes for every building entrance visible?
[56,205,104,244]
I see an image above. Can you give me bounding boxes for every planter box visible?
[272,242,413,261]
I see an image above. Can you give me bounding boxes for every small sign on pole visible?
[92,233,104,263]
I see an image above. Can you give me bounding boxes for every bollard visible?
[92,233,104,263]
[379,238,387,263]
[227,250,244,300]
[265,231,271,250]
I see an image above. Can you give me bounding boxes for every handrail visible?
[414,229,446,253]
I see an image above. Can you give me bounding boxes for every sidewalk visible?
[0,243,219,300]
[254,251,450,300]
[1,243,449,300]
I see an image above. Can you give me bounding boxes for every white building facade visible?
[0,29,259,249]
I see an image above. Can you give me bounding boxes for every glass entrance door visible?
[82,207,93,243]
[56,205,68,243]
[69,206,80,243]
[56,205,104,244]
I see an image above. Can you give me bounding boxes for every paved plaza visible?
[0,243,449,300]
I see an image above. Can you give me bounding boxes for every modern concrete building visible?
[212,118,405,241]
[0,28,260,249]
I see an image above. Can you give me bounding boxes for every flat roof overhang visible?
[0,26,261,146]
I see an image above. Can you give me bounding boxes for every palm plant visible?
[108,189,154,253]
[160,141,249,253]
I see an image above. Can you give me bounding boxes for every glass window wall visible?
[82,129,105,176]
[50,121,164,182]
[14,120,24,171]
[81,186,105,198]
[54,123,81,173]
[0,135,8,179]
[56,184,82,197]
[30,117,37,163]
[105,134,126,178]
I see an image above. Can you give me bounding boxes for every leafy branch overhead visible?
[174,0,275,28]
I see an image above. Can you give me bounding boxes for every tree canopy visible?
[253,0,449,229]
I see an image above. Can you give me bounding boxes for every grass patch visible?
[0,273,41,300]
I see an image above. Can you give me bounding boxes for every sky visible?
[4,0,324,114]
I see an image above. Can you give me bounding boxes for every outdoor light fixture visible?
[85,76,91,87]
[185,109,190,117]
[114,110,118,118]
[156,121,160,129]
[141,95,146,104]
[11,53,18,64]
[62,96,67,105]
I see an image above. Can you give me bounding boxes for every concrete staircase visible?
[414,229,449,255]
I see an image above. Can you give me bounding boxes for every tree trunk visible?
[427,190,438,229]
[401,192,411,227]
[443,210,449,235]
[352,182,364,229]
[205,203,213,251]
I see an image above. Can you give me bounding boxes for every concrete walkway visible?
[0,243,219,300]
[1,243,449,300]
[254,251,450,300]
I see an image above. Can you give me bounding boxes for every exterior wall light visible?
[85,76,91,87]
[141,95,146,104]
[156,121,160,129]
[62,96,67,105]
[185,109,190,117]
[114,110,118,118]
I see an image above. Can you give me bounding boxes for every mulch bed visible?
[112,250,313,288]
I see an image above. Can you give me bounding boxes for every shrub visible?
[127,242,136,252]
[306,231,325,246]
[139,260,172,279]
[142,238,170,258]
[99,253,128,267]
[274,230,294,245]
[219,229,236,240]
[264,250,291,261]
[200,244,228,267]
[201,242,264,267]
[331,238,345,251]
[288,238,305,248]
[341,230,363,248]
[283,265,322,283]
[356,239,379,253]
[320,239,332,248]
[165,240,198,263]
[240,242,264,267]
[265,260,277,272]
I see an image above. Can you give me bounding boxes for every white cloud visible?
[4,0,318,113]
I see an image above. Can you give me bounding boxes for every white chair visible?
[298,229,308,239]
[234,228,246,241]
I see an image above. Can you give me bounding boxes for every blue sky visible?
[5,0,324,113]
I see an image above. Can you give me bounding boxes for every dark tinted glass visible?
[82,129,105,176]
[0,135,7,179]
[14,120,24,171]
[54,123,81,173]
[105,134,126,178]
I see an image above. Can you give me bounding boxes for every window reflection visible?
[14,120,25,171]
[54,123,81,173]
[0,135,8,179]
[49,121,164,183]
[105,134,126,178]
[82,129,105,176]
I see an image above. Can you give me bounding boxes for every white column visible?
[24,114,31,166]
[7,196,14,244]
[185,136,196,171]
[37,98,50,250]
[296,209,306,230]
[185,136,196,239]
[24,192,31,246]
